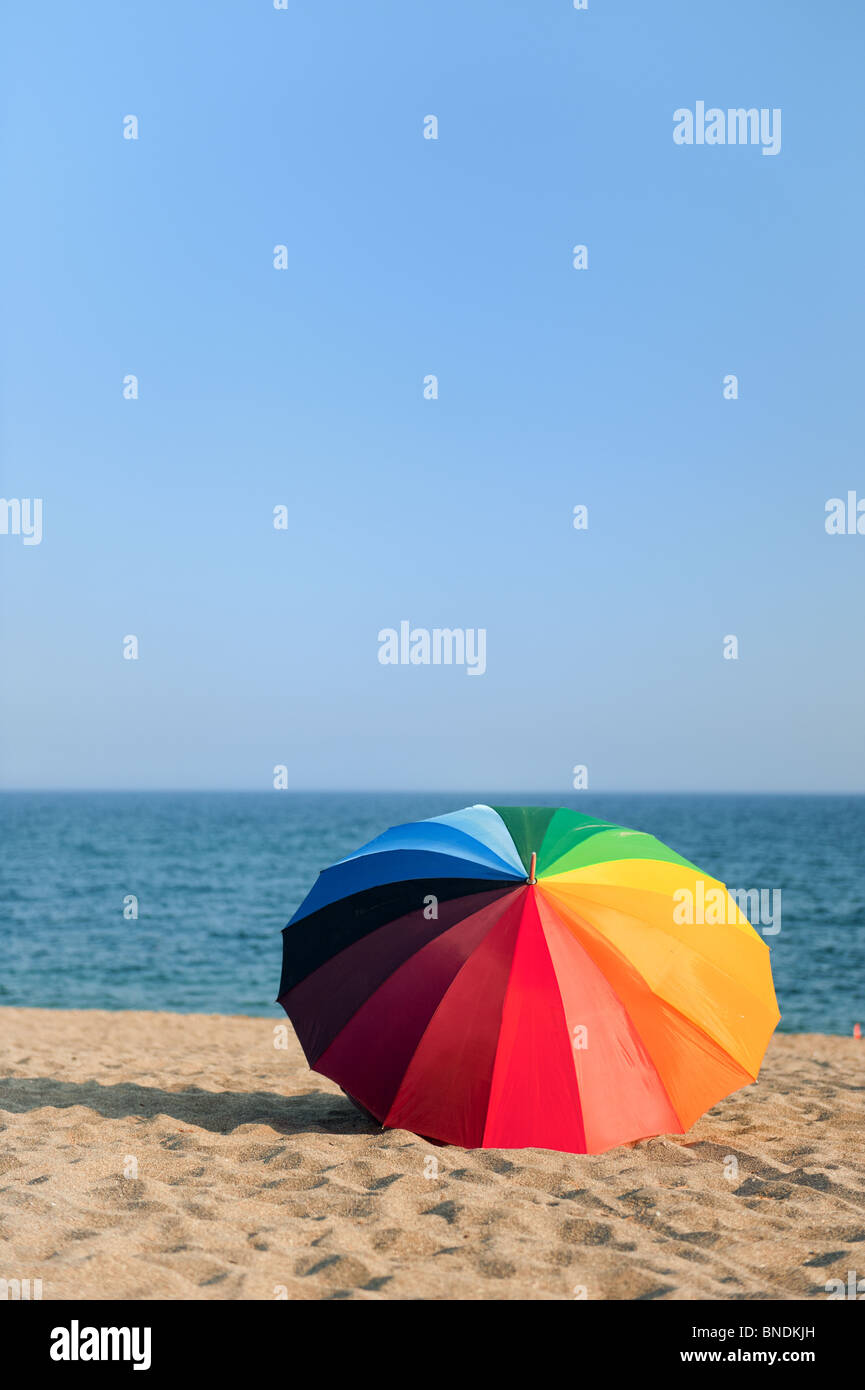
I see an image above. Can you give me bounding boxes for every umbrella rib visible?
[535,888,769,1099]
[382,889,527,1140]
[541,880,777,1021]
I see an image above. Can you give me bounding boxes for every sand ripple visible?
[1,1008,862,1300]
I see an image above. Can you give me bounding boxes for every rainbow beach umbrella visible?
[277,805,779,1153]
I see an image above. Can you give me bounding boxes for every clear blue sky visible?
[1,1,863,792]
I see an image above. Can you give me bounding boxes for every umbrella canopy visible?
[277,804,780,1154]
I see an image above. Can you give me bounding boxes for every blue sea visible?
[1,792,863,1034]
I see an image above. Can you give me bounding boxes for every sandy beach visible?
[0,1007,862,1301]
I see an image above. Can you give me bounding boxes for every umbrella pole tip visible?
[528,851,537,885]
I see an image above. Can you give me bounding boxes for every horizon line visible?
[1,787,863,797]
